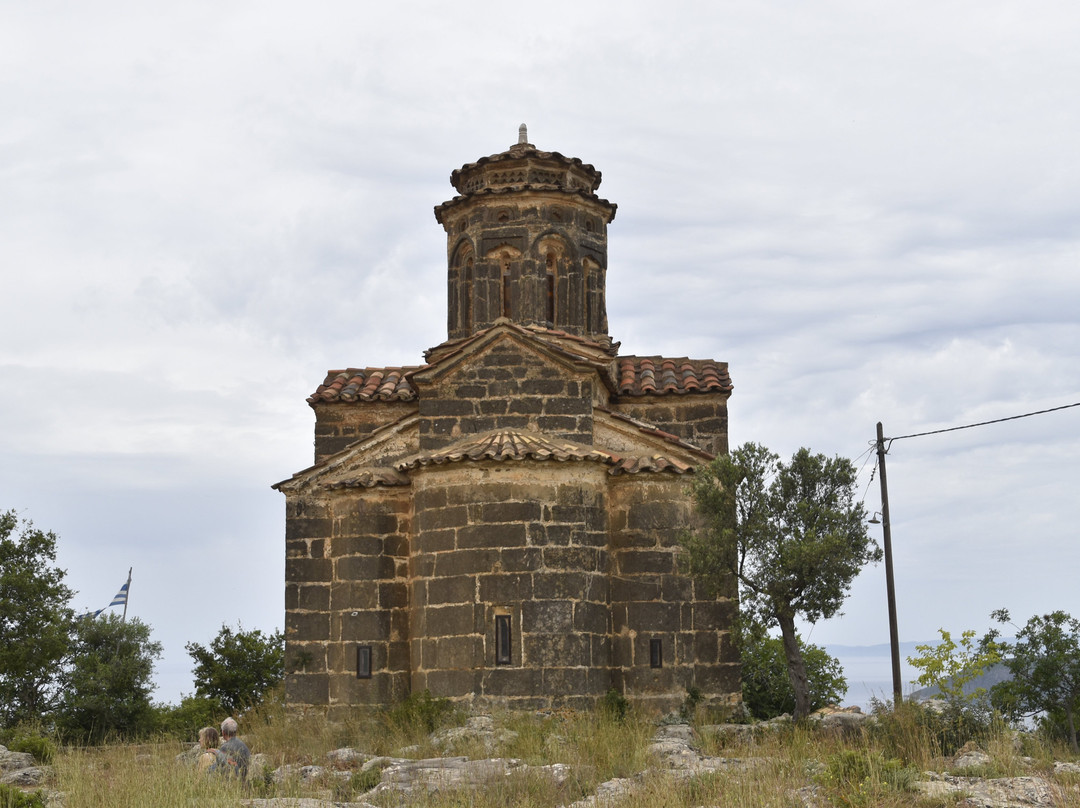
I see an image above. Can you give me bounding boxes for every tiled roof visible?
[396,429,696,477]
[308,367,422,404]
[324,468,411,490]
[616,357,732,397]
[308,344,729,405]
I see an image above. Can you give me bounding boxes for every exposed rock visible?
[241,800,376,808]
[913,775,1062,807]
[562,775,642,808]
[326,748,371,768]
[0,747,35,772]
[809,705,868,735]
[647,722,754,775]
[1053,761,1080,775]
[0,766,49,786]
[952,749,993,772]
[429,715,519,754]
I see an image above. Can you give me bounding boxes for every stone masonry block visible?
[435,548,500,577]
[425,575,476,605]
[338,611,389,642]
[499,547,543,571]
[526,632,588,668]
[521,600,572,633]
[533,571,592,600]
[329,535,384,558]
[479,501,543,523]
[481,667,542,696]
[618,550,676,576]
[331,581,378,611]
[297,585,330,612]
[417,505,469,531]
[424,668,481,698]
[286,558,332,585]
[335,555,396,582]
[458,523,526,549]
[286,672,329,705]
[287,611,330,641]
[286,518,332,542]
[626,601,681,632]
[479,572,533,603]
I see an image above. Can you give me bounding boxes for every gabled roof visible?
[616,356,732,397]
[308,367,421,405]
[307,327,729,406]
[413,321,619,391]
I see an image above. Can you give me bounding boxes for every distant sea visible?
[824,642,925,711]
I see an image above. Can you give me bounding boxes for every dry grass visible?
[26,699,1080,808]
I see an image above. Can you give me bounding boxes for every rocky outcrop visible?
[169,717,1080,808]
[0,744,50,787]
[913,773,1063,807]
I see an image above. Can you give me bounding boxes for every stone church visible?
[274,127,740,716]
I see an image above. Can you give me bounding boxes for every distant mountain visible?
[825,641,927,659]
[908,662,1013,702]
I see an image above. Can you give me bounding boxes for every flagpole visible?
[122,567,131,623]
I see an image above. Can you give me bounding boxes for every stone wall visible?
[313,400,417,464]
[409,462,610,710]
[608,475,740,711]
[609,395,729,457]
[284,487,412,719]
[415,339,595,450]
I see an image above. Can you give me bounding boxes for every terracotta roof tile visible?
[325,468,411,490]
[308,367,422,405]
[398,430,615,470]
[616,356,732,397]
[396,428,695,476]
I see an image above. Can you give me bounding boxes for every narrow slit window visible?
[649,638,663,669]
[357,645,372,679]
[495,615,512,665]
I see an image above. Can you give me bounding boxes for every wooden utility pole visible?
[876,422,903,704]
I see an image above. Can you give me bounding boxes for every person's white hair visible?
[220,717,239,737]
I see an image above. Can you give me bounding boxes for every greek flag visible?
[78,571,131,619]
[109,582,129,608]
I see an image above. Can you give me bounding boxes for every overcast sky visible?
[2,1,1078,705]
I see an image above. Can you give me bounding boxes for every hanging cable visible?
[886,401,1080,442]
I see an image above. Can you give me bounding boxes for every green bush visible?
[738,622,846,720]
[0,784,46,808]
[870,696,999,760]
[819,748,916,807]
[5,735,55,765]
[385,689,455,734]
[151,694,222,741]
[599,688,629,722]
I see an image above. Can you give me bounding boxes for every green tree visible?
[739,619,847,719]
[0,510,74,728]
[56,614,162,742]
[907,627,1003,753]
[989,609,1080,752]
[683,442,880,720]
[186,624,284,715]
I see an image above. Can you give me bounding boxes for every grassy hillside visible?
[16,694,1080,808]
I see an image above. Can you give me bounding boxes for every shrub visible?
[385,689,455,734]
[0,784,46,808]
[599,688,629,722]
[819,748,917,807]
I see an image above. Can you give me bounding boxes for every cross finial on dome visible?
[518,123,528,145]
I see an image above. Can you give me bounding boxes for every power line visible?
[886,401,1080,443]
